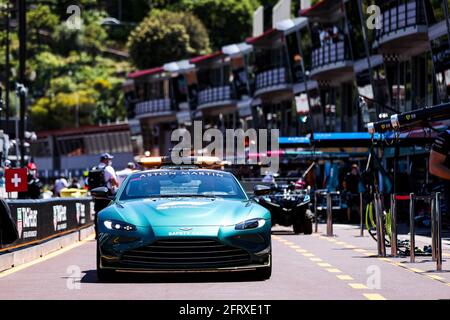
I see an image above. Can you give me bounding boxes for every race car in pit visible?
[92,156,272,281]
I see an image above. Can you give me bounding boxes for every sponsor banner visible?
[1,198,94,249]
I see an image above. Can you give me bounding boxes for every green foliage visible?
[127,9,210,69]
[174,0,260,49]
[0,3,131,131]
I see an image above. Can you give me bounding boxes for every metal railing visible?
[408,192,443,271]
[314,189,341,236]
[134,98,173,116]
[374,193,386,257]
[197,85,235,107]
[375,0,427,42]
[311,40,350,70]
[254,67,289,92]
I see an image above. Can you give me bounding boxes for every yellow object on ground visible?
[60,188,88,198]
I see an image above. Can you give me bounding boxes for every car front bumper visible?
[97,224,271,272]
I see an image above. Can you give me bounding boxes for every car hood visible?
[107,197,259,227]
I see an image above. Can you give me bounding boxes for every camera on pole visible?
[15,83,28,98]
[367,102,450,134]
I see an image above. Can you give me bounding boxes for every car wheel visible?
[303,219,313,235]
[293,221,304,234]
[96,245,116,282]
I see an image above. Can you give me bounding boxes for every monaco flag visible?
[5,168,28,193]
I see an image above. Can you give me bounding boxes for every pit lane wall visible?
[2,198,95,249]
[0,198,95,272]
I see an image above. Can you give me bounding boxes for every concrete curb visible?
[0,225,95,273]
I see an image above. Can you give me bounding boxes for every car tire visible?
[293,221,303,234]
[96,245,115,282]
[303,219,313,235]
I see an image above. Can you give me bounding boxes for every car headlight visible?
[235,218,266,230]
[103,220,136,231]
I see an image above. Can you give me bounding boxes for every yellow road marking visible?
[349,283,368,289]
[354,248,367,253]
[303,253,315,257]
[364,293,387,300]
[337,275,353,280]
[295,249,308,253]
[290,245,301,249]
[318,263,332,267]
[345,245,356,249]
[408,268,424,273]
[427,275,445,281]
[284,241,294,245]
[0,234,95,278]
[336,241,346,245]
[310,257,322,262]
[379,258,391,262]
[326,268,342,273]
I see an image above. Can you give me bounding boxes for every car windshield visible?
[119,170,247,201]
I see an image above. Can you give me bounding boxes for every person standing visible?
[429,129,450,221]
[343,164,361,222]
[116,162,136,186]
[18,162,43,199]
[54,174,68,197]
[91,153,118,238]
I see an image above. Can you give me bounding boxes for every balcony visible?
[375,0,429,56]
[134,98,174,119]
[309,40,353,84]
[254,66,292,99]
[197,85,237,113]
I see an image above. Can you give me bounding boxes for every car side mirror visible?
[91,187,113,200]
[253,185,272,196]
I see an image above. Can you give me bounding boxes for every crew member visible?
[93,153,119,237]
[54,174,68,197]
[343,164,361,222]
[116,162,136,186]
[18,162,43,199]
[429,129,450,218]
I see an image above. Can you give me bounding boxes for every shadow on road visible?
[271,230,296,235]
[80,269,270,284]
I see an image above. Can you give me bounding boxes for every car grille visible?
[120,238,251,269]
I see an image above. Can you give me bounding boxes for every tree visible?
[174,0,260,49]
[127,10,210,69]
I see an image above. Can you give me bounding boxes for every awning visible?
[190,51,223,64]
[246,28,278,45]
[127,66,164,79]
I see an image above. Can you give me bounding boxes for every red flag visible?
[5,168,28,192]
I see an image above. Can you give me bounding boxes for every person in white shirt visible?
[93,153,119,239]
[54,175,68,197]
[116,162,136,186]
[97,153,119,194]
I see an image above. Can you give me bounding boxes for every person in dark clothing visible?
[343,164,361,222]
[429,129,450,220]
[68,177,81,189]
[17,162,43,199]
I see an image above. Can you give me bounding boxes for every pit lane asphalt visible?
[0,225,449,300]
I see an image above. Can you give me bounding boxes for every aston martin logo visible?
[178,227,193,231]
